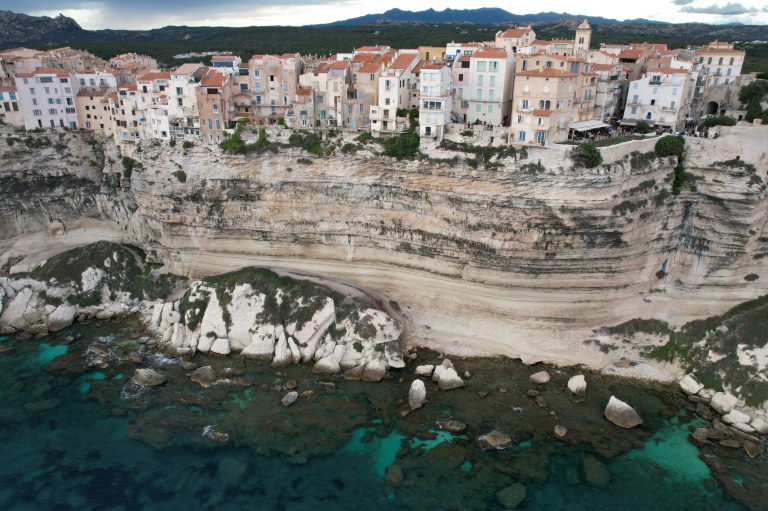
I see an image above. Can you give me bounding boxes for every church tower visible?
[574,19,592,56]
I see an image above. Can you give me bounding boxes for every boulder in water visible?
[495,483,527,509]
[48,305,77,332]
[385,464,404,487]
[362,358,387,382]
[604,396,642,428]
[479,430,512,449]
[131,368,167,387]
[567,375,587,396]
[711,392,738,415]
[281,391,298,407]
[554,425,567,438]
[582,455,610,486]
[529,371,550,384]
[190,366,217,387]
[408,379,426,410]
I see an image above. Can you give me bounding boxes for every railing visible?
[252,88,265,94]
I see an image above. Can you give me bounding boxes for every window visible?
[283,81,289,92]
[521,99,529,110]
[475,104,481,112]
[348,105,353,115]
[300,109,307,116]
[66,98,73,105]
[718,57,723,65]
[359,104,364,113]
[283,96,288,105]
[489,76,495,86]
[538,100,545,109]
[631,106,637,115]
[66,107,75,114]
[32,99,37,106]
[477,89,482,99]
[672,88,678,96]
[30,88,35,95]
[714,77,719,85]
[632,83,638,90]
[478,75,484,86]
[213,105,219,114]
[487,105,493,113]
[269,74,274,82]
[727,68,732,76]
[254,70,261,79]
[535,131,546,144]
[671,101,676,108]
[316,95,324,103]
[176,87,183,95]
[729,57,735,65]
[707,57,712,64]
[370,74,375,81]
[476,61,487,72]
[457,88,463,99]
[489,61,498,72]
[40,77,53,83]
[49,108,57,114]
[556,100,563,110]
[64,87,71,94]
[207,119,212,129]
[516,115,522,123]
[461,101,468,108]
[60,78,68,83]
[488,90,494,101]
[215,119,221,130]
[33,109,41,116]
[518,131,526,141]
[47,98,54,104]
[537,117,543,125]
[177,98,183,106]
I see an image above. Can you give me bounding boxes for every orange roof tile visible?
[618,50,644,59]
[16,67,71,78]
[499,28,533,39]
[296,88,312,96]
[359,63,381,73]
[201,72,226,88]
[591,64,616,71]
[329,61,350,70]
[138,72,170,81]
[649,67,690,75]
[389,53,419,71]
[173,62,204,75]
[696,47,744,55]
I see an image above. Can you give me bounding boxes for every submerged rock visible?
[529,371,550,384]
[744,441,765,459]
[408,379,426,410]
[567,374,587,396]
[441,420,467,433]
[281,391,298,407]
[495,483,526,509]
[554,425,567,438]
[604,396,643,428]
[582,455,610,486]
[385,463,404,488]
[131,368,167,387]
[479,430,512,449]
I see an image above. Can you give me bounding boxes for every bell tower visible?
[575,19,592,56]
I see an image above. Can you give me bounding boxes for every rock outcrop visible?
[408,379,426,410]
[567,375,587,396]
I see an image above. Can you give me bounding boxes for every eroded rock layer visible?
[1,124,766,367]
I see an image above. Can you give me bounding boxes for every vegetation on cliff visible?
[610,294,768,406]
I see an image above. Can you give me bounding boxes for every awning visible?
[569,120,609,131]
[620,119,638,126]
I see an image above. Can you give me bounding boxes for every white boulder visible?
[567,375,587,396]
[408,379,427,410]
[47,305,77,332]
[722,409,751,425]
[241,324,277,360]
[415,365,435,377]
[679,374,704,395]
[604,396,643,428]
[711,392,739,415]
[529,371,550,384]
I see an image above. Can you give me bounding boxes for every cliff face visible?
[1,125,767,367]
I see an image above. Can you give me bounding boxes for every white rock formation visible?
[529,371,550,384]
[679,374,704,395]
[47,305,76,331]
[433,359,465,390]
[711,392,739,415]
[722,409,751,425]
[286,297,335,363]
[415,365,435,377]
[604,396,643,428]
[408,379,426,410]
[241,324,277,359]
[567,375,587,396]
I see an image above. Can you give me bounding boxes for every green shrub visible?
[570,142,603,168]
[745,273,760,282]
[182,141,194,149]
[460,129,474,136]
[172,170,187,183]
[702,115,736,128]
[382,131,419,159]
[635,120,651,134]
[341,143,361,154]
[655,135,685,158]
[297,157,313,165]
[169,138,176,147]
[121,156,137,178]
[672,156,687,195]
[355,131,375,144]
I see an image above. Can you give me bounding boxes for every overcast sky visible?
[7,0,768,29]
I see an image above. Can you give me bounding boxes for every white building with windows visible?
[75,67,121,91]
[624,67,694,131]
[14,67,80,130]
[370,51,419,133]
[465,50,515,126]
[417,64,452,139]
[169,62,206,140]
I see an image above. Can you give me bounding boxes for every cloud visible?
[672,0,694,5]
[680,2,759,15]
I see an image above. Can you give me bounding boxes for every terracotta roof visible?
[138,72,170,81]
[460,43,485,48]
[119,84,138,91]
[389,53,419,71]
[355,45,389,52]
[313,63,330,74]
[499,28,533,39]
[0,85,17,92]
[212,55,237,61]
[173,62,204,75]
[16,67,71,78]
[328,61,350,70]
[108,92,118,100]
[296,88,312,96]
[471,51,508,59]
[630,43,668,51]
[591,64,616,71]
[532,109,555,117]
[618,50,644,60]
[359,63,381,73]
[201,72,226,88]
[352,54,378,64]
[516,68,578,78]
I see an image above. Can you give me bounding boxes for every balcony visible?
[660,105,676,112]
[252,88,266,94]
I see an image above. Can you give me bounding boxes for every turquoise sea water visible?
[0,321,763,510]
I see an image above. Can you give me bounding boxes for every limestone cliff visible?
[1,124,766,369]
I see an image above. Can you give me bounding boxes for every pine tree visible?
[745,97,763,123]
